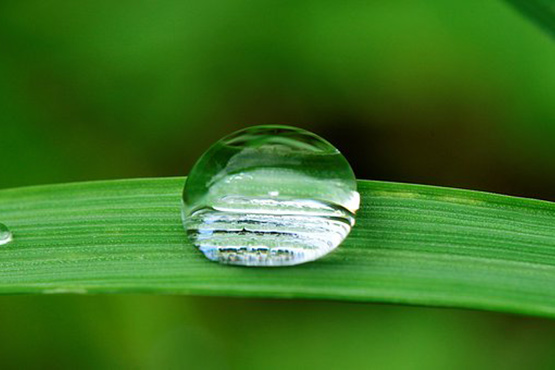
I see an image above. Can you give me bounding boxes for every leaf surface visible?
[1,178,554,318]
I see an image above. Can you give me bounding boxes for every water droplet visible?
[182,125,360,266]
[0,223,13,246]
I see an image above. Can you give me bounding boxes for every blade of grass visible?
[505,0,555,37]
[0,178,555,318]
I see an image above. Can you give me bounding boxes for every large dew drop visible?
[182,125,360,266]
[0,223,13,246]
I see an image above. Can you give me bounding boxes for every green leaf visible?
[1,178,555,318]
[505,0,555,37]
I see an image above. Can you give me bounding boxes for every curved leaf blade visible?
[0,178,554,318]
[505,0,555,37]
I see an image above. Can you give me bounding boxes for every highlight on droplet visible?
[0,223,13,246]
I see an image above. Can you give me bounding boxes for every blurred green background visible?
[1,0,555,368]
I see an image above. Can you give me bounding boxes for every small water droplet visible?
[182,125,360,266]
[0,223,13,246]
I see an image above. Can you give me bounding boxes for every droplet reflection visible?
[182,125,360,266]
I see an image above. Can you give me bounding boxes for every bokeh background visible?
[1,0,555,368]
